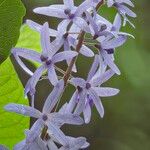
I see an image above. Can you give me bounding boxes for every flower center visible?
[77,86,83,93]
[40,55,48,62]
[86,83,91,89]
[105,49,114,54]
[64,9,75,19]
[63,33,69,39]
[100,24,107,31]
[42,114,48,121]
[46,60,52,66]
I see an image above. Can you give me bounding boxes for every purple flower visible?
[26,20,94,72]
[107,0,136,27]
[5,80,84,146]
[96,35,127,75]
[14,120,47,150]
[33,0,94,32]
[12,22,78,99]
[67,55,119,123]
[0,145,8,150]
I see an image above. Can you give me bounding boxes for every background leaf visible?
[0,59,29,148]
[0,0,26,64]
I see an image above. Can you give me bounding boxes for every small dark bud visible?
[42,114,48,121]
[40,55,48,62]
[77,86,83,93]
[93,34,99,40]
[86,83,91,89]
[64,9,71,15]
[106,49,114,54]
[100,24,107,31]
[46,60,52,66]
[63,33,69,39]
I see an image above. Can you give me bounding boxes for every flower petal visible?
[73,17,90,32]
[47,122,68,146]
[89,89,104,118]
[52,51,78,63]
[25,65,46,96]
[33,5,67,18]
[74,91,86,115]
[43,80,64,113]
[70,78,86,88]
[91,69,115,86]
[80,45,94,57]
[83,102,91,124]
[50,113,84,125]
[4,103,42,118]
[102,51,121,75]
[26,20,57,37]
[40,22,52,56]
[48,65,58,86]
[12,48,41,63]
[102,36,127,49]
[87,55,99,82]
[67,90,78,113]
[92,87,120,97]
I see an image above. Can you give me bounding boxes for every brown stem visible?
[40,0,104,142]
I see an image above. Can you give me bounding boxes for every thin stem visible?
[40,0,104,141]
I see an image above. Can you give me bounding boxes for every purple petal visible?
[70,78,86,88]
[57,19,70,35]
[102,36,127,49]
[52,51,78,63]
[33,5,67,18]
[25,119,44,143]
[13,54,34,76]
[50,113,84,125]
[87,55,99,82]
[67,90,78,113]
[47,122,68,146]
[92,87,120,97]
[107,0,114,7]
[89,89,104,118]
[113,13,122,31]
[48,65,58,86]
[25,65,45,96]
[74,91,86,115]
[91,69,115,86]
[83,102,91,124]
[4,103,42,118]
[80,45,94,57]
[43,80,64,113]
[40,22,51,56]
[26,20,57,37]
[12,48,41,63]
[63,0,74,9]
[102,51,121,75]
[73,17,90,32]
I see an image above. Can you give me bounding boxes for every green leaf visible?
[0,59,29,148]
[16,25,41,52]
[16,24,41,67]
[0,0,26,64]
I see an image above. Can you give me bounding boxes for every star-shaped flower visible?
[107,0,136,27]
[67,55,119,123]
[33,0,94,32]
[12,22,78,99]
[5,80,84,146]
[26,19,94,72]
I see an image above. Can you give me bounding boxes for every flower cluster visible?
[4,0,136,149]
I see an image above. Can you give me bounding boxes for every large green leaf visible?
[0,0,26,64]
[0,59,29,148]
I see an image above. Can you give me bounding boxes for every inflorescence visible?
[3,0,136,149]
